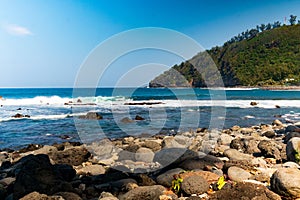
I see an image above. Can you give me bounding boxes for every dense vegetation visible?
[150,16,300,87]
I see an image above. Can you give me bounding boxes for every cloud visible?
[3,24,33,36]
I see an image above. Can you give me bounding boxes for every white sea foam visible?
[0,95,129,106]
[121,99,300,109]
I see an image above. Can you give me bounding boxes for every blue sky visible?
[0,0,299,87]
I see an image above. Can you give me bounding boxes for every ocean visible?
[1,87,300,149]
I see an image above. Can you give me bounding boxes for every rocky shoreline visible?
[1,119,300,200]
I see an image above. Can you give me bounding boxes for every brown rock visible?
[181,175,209,195]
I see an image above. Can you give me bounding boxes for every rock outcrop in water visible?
[1,120,300,199]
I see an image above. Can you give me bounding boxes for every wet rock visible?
[135,115,144,120]
[258,140,281,160]
[271,167,300,198]
[79,112,103,120]
[227,166,252,182]
[286,137,300,164]
[119,185,165,200]
[181,175,209,195]
[224,149,252,161]
[210,182,281,200]
[11,113,30,118]
[51,147,91,166]
[156,168,183,188]
[135,147,154,163]
[250,101,258,106]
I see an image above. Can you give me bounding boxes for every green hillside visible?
[149,23,300,87]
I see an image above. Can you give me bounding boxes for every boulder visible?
[179,171,220,184]
[19,192,64,200]
[224,149,252,161]
[179,155,224,170]
[79,112,103,120]
[135,147,154,163]
[218,134,233,145]
[162,136,189,149]
[227,166,252,182]
[13,154,75,199]
[181,175,209,195]
[119,185,165,200]
[258,140,281,160]
[142,141,161,152]
[250,102,258,106]
[286,137,300,163]
[210,182,281,200]
[51,147,91,166]
[271,168,300,198]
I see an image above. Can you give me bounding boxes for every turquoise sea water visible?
[0,88,300,149]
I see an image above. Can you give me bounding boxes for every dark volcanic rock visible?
[51,147,91,166]
[13,154,75,199]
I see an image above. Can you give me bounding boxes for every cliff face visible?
[150,24,300,87]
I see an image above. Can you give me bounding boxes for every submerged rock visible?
[78,112,103,120]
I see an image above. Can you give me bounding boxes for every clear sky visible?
[0,0,299,87]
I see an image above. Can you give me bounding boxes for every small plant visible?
[217,176,226,190]
[295,150,300,163]
[172,175,183,193]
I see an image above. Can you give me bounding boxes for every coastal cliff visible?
[150,24,300,87]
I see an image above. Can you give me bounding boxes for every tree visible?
[249,29,259,38]
[273,21,281,28]
[266,23,272,30]
[289,15,297,25]
[260,24,266,32]
[298,20,300,25]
